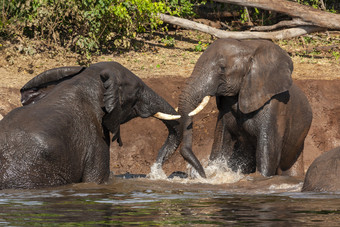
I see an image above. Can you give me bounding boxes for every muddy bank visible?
[110,78,340,175]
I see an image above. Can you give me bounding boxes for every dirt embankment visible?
[0,31,339,175]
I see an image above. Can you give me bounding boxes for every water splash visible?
[203,160,245,184]
[268,182,303,192]
[147,163,167,180]
[169,159,245,185]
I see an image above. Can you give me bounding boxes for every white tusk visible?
[154,112,181,120]
[188,96,211,117]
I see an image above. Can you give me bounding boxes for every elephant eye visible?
[219,66,226,74]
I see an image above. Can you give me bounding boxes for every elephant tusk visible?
[154,112,181,120]
[188,96,211,117]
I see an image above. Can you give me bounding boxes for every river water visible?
[1,165,339,226]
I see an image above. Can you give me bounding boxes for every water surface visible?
[1,174,339,226]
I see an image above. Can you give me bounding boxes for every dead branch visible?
[251,19,313,31]
[159,14,325,40]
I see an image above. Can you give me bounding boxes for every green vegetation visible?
[297,0,339,12]
[0,0,338,64]
[194,41,209,52]
[161,35,176,47]
[332,51,340,61]
[0,0,203,63]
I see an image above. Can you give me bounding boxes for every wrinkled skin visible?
[302,147,340,192]
[178,39,313,178]
[0,61,196,189]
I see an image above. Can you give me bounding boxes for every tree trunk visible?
[212,0,340,30]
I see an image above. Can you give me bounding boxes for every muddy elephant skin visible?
[0,61,188,189]
[178,39,313,178]
[302,147,340,192]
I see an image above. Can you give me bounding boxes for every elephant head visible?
[20,61,203,173]
[178,39,294,178]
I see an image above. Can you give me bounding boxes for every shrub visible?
[0,0,203,61]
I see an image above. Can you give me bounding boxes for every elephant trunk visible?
[139,86,181,166]
[177,73,217,178]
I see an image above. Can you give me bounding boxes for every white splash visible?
[147,163,167,180]
[203,160,245,184]
[170,158,245,185]
[269,182,303,192]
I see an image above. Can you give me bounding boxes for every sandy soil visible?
[0,30,339,175]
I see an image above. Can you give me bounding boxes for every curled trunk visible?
[138,86,182,166]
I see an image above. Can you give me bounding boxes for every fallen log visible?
[159,14,325,40]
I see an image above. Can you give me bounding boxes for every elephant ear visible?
[20,66,85,105]
[238,43,293,114]
[100,71,123,146]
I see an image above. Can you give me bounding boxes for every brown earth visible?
[0,30,339,176]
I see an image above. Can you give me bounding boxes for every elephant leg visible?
[279,143,305,177]
[279,150,304,177]
[228,140,256,174]
[210,112,256,174]
[256,123,283,176]
[256,139,280,176]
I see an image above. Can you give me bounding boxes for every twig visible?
[244,7,253,26]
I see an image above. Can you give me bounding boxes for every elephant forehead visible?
[199,46,251,68]
[213,39,252,53]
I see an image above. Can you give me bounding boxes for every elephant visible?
[178,38,313,178]
[0,61,203,189]
[302,147,340,192]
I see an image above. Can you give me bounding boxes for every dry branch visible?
[251,19,314,31]
[159,14,325,40]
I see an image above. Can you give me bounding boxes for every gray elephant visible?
[302,147,340,192]
[0,61,199,189]
[178,38,312,178]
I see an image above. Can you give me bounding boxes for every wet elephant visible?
[0,61,202,189]
[302,146,340,192]
[178,38,313,178]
